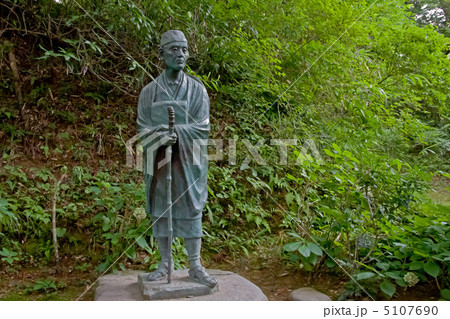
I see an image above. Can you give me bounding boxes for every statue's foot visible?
[147,262,173,281]
[188,266,218,288]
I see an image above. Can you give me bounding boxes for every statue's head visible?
[159,30,188,71]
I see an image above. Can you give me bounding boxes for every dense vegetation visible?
[0,0,449,300]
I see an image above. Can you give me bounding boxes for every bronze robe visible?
[137,71,210,238]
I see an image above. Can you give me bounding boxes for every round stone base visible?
[94,269,268,301]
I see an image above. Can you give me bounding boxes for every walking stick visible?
[166,106,175,284]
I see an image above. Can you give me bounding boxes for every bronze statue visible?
[136,30,216,288]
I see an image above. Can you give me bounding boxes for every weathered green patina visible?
[137,30,217,288]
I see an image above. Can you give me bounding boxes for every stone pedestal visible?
[138,270,218,300]
[95,269,268,301]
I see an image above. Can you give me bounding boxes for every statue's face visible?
[160,41,189,71]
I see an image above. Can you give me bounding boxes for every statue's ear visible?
[158,46,164,59]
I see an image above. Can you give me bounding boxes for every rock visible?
[288,287,332,301]
[94,270,144,301]
[95,269,268,301]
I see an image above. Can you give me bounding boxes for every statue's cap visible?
[160,30,187,47]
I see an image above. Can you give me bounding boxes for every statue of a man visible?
[137,30,216,287]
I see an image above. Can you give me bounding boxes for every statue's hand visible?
[161,131,177,146]
[154,124,169,132]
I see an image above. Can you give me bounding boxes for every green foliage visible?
[1,0,449,301]
[210,28,288,114]
[0,163,161,270]
[204,164,274,256]
[0,247,20,265]
[280,138,449,299]
[30,279,59,294]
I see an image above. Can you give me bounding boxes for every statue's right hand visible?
[161,131,177,146]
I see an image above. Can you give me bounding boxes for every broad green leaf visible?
[136,237,151,251]
[423,261,440,278]
[441,289,450,301]
[56,227,66,237]
[283,241,303,252]
[286,174,297,181]
[413,250,430,258]
[324,149,334,157]
[342,150,360,163]
[332,143,342,153]
[380,281,396,298]
[361,198,370,210]
[385,271,403,280]
[307,242,322,256]
[111,233,120,245]
[395,278,407,287]
[298,245,311,258]
[376,262,390,271]
[96,261,109,272]
[355,272,376,281]
[0,248,17,257]
[87,186,102,194]
[306,252,318,265]
[409,261,424,270]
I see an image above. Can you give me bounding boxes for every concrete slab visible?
[95,269,268,301]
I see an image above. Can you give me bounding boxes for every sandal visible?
[188,266,218,288]
[147,262,174,281]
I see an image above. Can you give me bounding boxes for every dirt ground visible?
[0,253,441,301]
